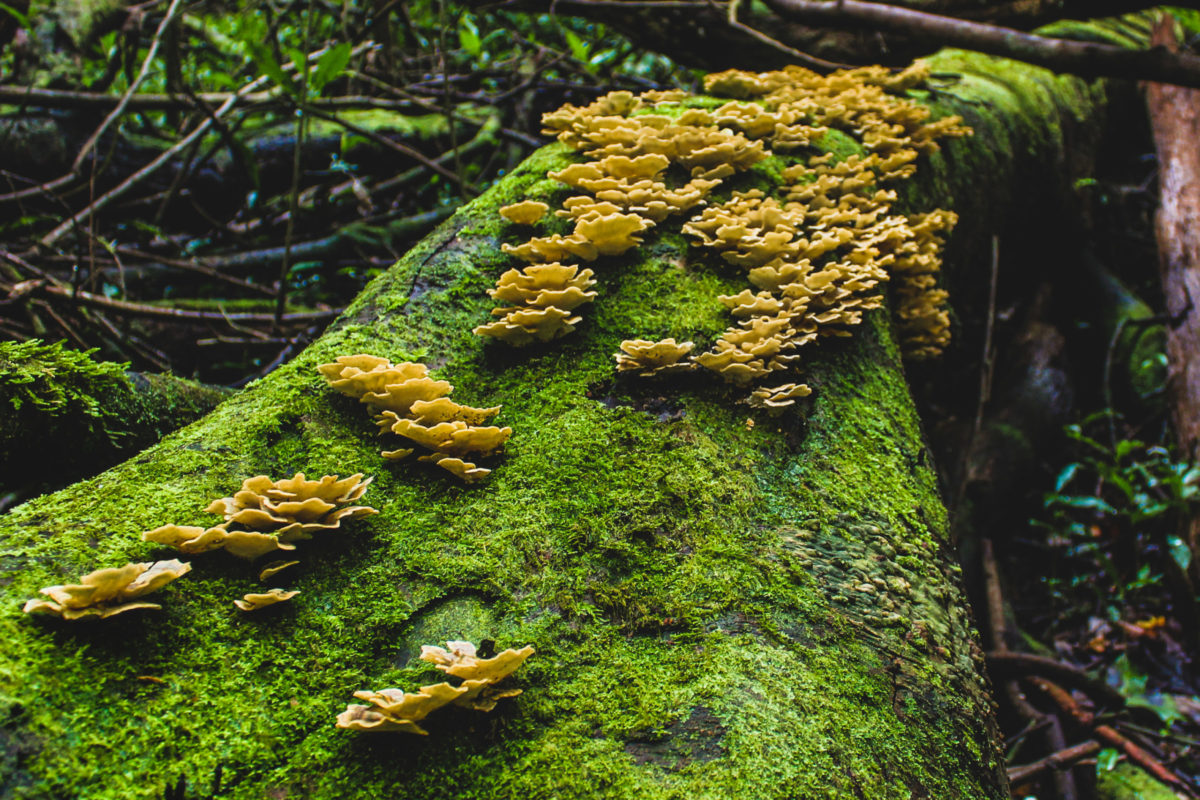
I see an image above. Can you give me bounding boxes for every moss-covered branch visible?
[0,340,230,494]
[0,51,1107,799]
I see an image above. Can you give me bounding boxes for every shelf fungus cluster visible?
[336,641,534,735]
[529,63,967,407]
[615,338,696,376]
[319,354,510,482]
[479,87,791,347]
[143,473,376,611]
[144,473,376,561]
[23,560,191,620]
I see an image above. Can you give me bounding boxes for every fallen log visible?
[0,48,1112,798]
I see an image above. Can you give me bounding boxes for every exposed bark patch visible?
[623,706,727,770]
[587,377,691,423]
[0,704,40,800]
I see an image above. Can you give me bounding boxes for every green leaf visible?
[1169,535,1192,571]
[247,41,297,96]
[1055,462,1080,492]
[563,29,591,64]
[310,42,352,95]
[1054,495,1118,514]
[0,2,30,29]
[1096,748,1120,772]
[459,15,482,57]
[288,47,309,84]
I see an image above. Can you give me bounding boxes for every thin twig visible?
[723,0,845,72]
[73,0,186,174]
[1030,677,1193,792]
[762,0,1200,89]
[986,652,1128,712]
[32,283,340,324]
[1007,740,1100,786]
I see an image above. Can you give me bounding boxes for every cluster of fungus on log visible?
[336,641,534,735]
[23,560,191,620]
[687,64,967,403]
[615,338,696,376]
[318,354,510,482]
[500,62,967,408]
[143,473,377,611]
[478,87,767,346]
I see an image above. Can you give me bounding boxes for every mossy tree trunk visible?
[0,51,1105,799]
[0,340,230,495]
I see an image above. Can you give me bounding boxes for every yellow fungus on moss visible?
[23,560,191,620]
[258,560,300,581]
[420,640,536,683]
[234,589,299,612]
[338,641,533,734]
[143,524,296,560]
[614,339,696,376]
[205,473,377,542]
[749,382,813,409]
[491,64,967,400]
[498,201,549,225]
[318,356,510,482]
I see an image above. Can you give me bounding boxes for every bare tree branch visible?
[762,0,1200,88]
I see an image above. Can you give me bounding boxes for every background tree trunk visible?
[0,340,230,496]
[0,49,1107,798]
[1146,15,1200,573]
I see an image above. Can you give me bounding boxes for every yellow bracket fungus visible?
[419,640,535,683]
[23,560,191,620]
[498,201,549,225]
[316,355,428,400]
[258,560,300,581]
[485,63,968,406]
[143,524,296,560]
[318,356,510,482]
[614,339,696,376]
[474,263,597,346]
[337,640,533,735]
[749,382,813,409]
[205,473,377,542]
[234,589,299,612]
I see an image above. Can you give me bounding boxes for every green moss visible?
[0,55,1112,798]
[0,340,229,491]
[1097,762,1182,800]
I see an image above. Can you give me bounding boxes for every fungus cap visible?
[258,560,300,581]
[420,641,536,683]
[234,589,299,611]
[615,339,696,376]
[499,201,550,225]
[23,559,191,620]
[749,382,813,409]
[143,524,295,560]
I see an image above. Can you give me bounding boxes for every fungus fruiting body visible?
[204,472,377,541]
[143,473,375,600]
[337,640,534,734]
[23,560,191,620]
[492,63,967,406]
[615,339,696,376]
[234,589,299,612]
[143,524,296,560]
[258,560,300,581]
[499,201,550,225]
[319,356,510,482]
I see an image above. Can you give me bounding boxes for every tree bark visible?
[1146,15,1200,568]
[0,340,230,494]
[0,49,1108,798]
